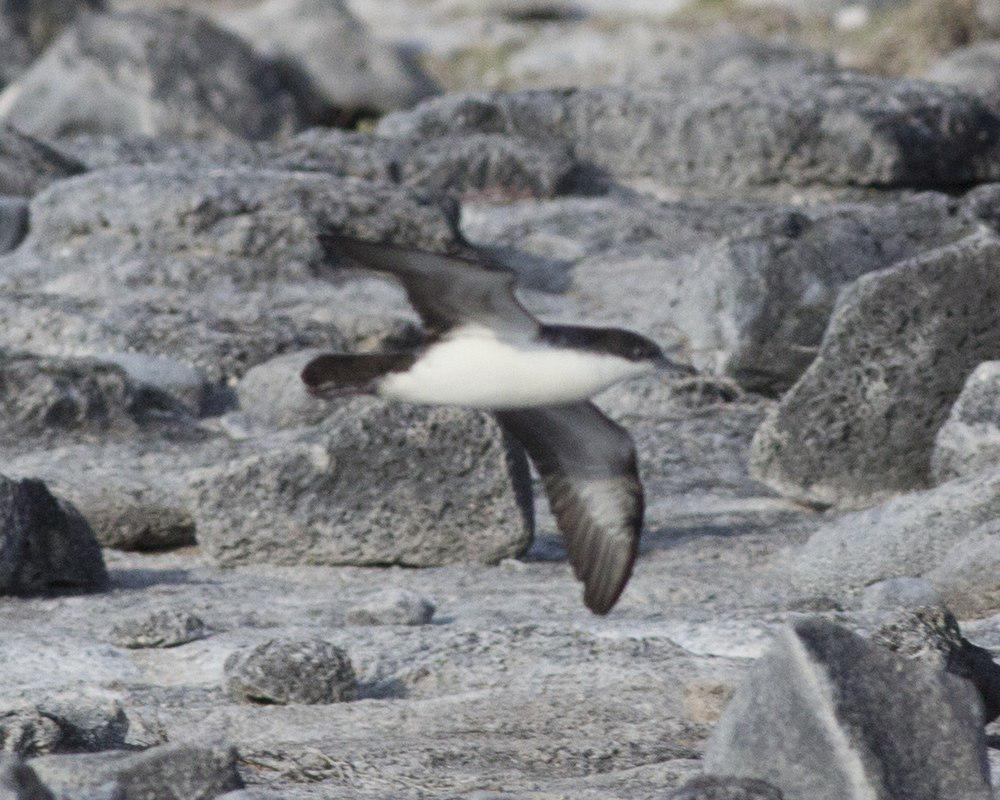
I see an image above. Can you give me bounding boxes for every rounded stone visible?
[110,610,208,649]
[224,639,356,705]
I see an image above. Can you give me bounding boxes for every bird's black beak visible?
[655,354,697,377]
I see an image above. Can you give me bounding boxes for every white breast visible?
[379,327,649,409]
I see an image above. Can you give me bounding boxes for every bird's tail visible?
[301,352,417,398]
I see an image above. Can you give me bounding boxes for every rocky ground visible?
[1,0,1000,798]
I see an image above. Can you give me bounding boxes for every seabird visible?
[302,236,692,615]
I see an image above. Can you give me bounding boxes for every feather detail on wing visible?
[321,235,539,337]
[494,402,643,614]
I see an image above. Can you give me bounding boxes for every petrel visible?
[302,236,692,614]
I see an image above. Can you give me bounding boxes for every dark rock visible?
[224,639,356,704]
[0,755,52,800]
[0,0,104,90]
[214,0,437,119]
[0,474,107,596]
[750,234,1000,507]
[932,361,1000,482]
[0,353,143,441]
[789,469,1000,596]
[346,589,436,626]
[668,775,784,800]
[705,619,992,800]
[110,610,207,649]
[29,744,242,799]
[872,605,1000,723]
[5,444,196,552]
[0,712,60,758]
[379,73,1000,191]
[0,199,26,254]
[0,125,83,197]
[0,9,311,141]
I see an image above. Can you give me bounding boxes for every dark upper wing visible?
[322,236,539,337]
[494,402,643,615]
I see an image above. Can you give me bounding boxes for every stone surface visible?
[925,41,1000,110]
[0,10,311,141]
[4,444,197,552]
[667,776,784,800]
[346,589,436,626]
[0,125,83,198]
[750,234,1000,507]
[871,605,1000,723]
[705,618,992,800]
[926,522,1000,620]
[109,610,207,649]
[0,0,104,86]
[789,469,1000,596]
[378,73,1000,190]
[0,199,26,255]
[189,399,534,568]
[0,475,107,596]
[0,756,51,800]
[860,577,942,615]
[215,0,437,119]
[0,166,454,383]
[29,744,242,800]
[224,639,357,704]
[236,349,334,430]
[931,361,1000,482]
[0,353,143,443]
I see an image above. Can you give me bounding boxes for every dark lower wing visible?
[494,402,643,615]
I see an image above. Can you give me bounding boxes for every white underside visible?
[379,327,650,409]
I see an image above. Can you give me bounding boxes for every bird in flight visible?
[302,236,692,614]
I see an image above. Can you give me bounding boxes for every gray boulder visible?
[215,0,436,119]
[0,474,107,596]
[0,199,26,254]
[379,73,1000,190]
[0,9,310,141]
[789,469,1000,596]
[668,776,784,800]
[705,619,992,800]
[860,577,942,615]
[188,399,534,567]
[224,639,356,704]
[109,610,207,649]
[0,125,83,197]
[0,756,51,800]
[236,349,336,430]
[749,234,1000,507]
[665,206,940,393]
[925,41,1000,110]
[871,605,1000,723]
[29,744,242,800]
[346,589,436,626]
[926,521,1000,620]
[931,361,1000,482]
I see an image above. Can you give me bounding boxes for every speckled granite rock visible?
[225,639,357,704]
